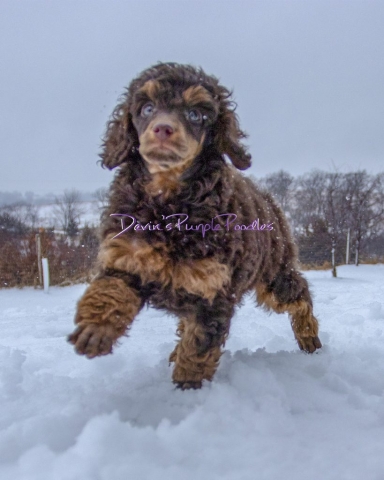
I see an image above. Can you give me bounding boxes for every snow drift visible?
[1,265,384,479]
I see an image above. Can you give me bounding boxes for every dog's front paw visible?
[172,363,205,390]
[297,335,322,353]
[68,323,119,358]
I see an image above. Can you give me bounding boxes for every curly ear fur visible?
[100,94,139,170]
[213,95,252,171]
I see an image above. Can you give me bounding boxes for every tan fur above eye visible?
[182,85,214,106]
[137,80,162,102]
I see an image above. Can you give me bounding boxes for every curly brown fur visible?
[169,318,224,390]
[68,277,142,358]
[68,62,321,388]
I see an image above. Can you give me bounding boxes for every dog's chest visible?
[144,215,236,260]
[121,203,231,260]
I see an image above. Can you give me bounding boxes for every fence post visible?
[332,247,337,277]
[346,228,350,265]
[42,257,50,293]
[35,233,42,287]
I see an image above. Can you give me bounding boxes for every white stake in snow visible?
[346,228,350,265]
[35,234,42,286]
[332,247,337,277]
[42,258,50,293]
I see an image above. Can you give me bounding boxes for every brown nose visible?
[153,123,174,141]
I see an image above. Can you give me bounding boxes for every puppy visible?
[68,63,321,389]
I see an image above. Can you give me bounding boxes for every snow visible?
[1,265,384,480]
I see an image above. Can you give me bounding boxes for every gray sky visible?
[1,0,383,195]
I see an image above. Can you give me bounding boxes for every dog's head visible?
[100,63,251,172]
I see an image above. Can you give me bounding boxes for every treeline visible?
[0,189,103,288]
[0,190,97,207]
[1,170,383,288]
[256,170,384,266]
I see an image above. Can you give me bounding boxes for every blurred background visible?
[1,0,383,286]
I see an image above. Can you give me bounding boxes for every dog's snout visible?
[153,123,174,141]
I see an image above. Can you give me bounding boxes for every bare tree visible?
[323,172,349,276]
[344,171,384,265]
[54,189,84,238]
[93,187,109,213]
[260,170,294,213]
[0,202,39,230]
[291,170,384,268]
[0,208,29,240]
[290,170,328,235]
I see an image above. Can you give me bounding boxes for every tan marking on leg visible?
[99,235,229,301]
[169,318,223,389]
[256,283,322,353]
[98,235,173,285]
[68,277,142,358]
[173,258,230,302]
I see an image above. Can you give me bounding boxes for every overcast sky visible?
[1,0,383,195]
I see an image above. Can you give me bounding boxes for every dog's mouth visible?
[139,140,188,167]
[137,115,205,173]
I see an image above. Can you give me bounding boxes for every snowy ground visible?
[1,265,384,480]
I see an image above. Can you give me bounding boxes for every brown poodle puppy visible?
[68,63,322,389]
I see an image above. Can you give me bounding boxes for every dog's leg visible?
[68,276,142,358]
[169,296,233,389]
[256,270,322,353]
[169,317,223,390]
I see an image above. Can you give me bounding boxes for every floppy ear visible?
[100,98,139,170]
[213,100,251,170]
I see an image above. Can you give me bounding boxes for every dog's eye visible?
[186,109,203,124]
[141,103,154,117]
